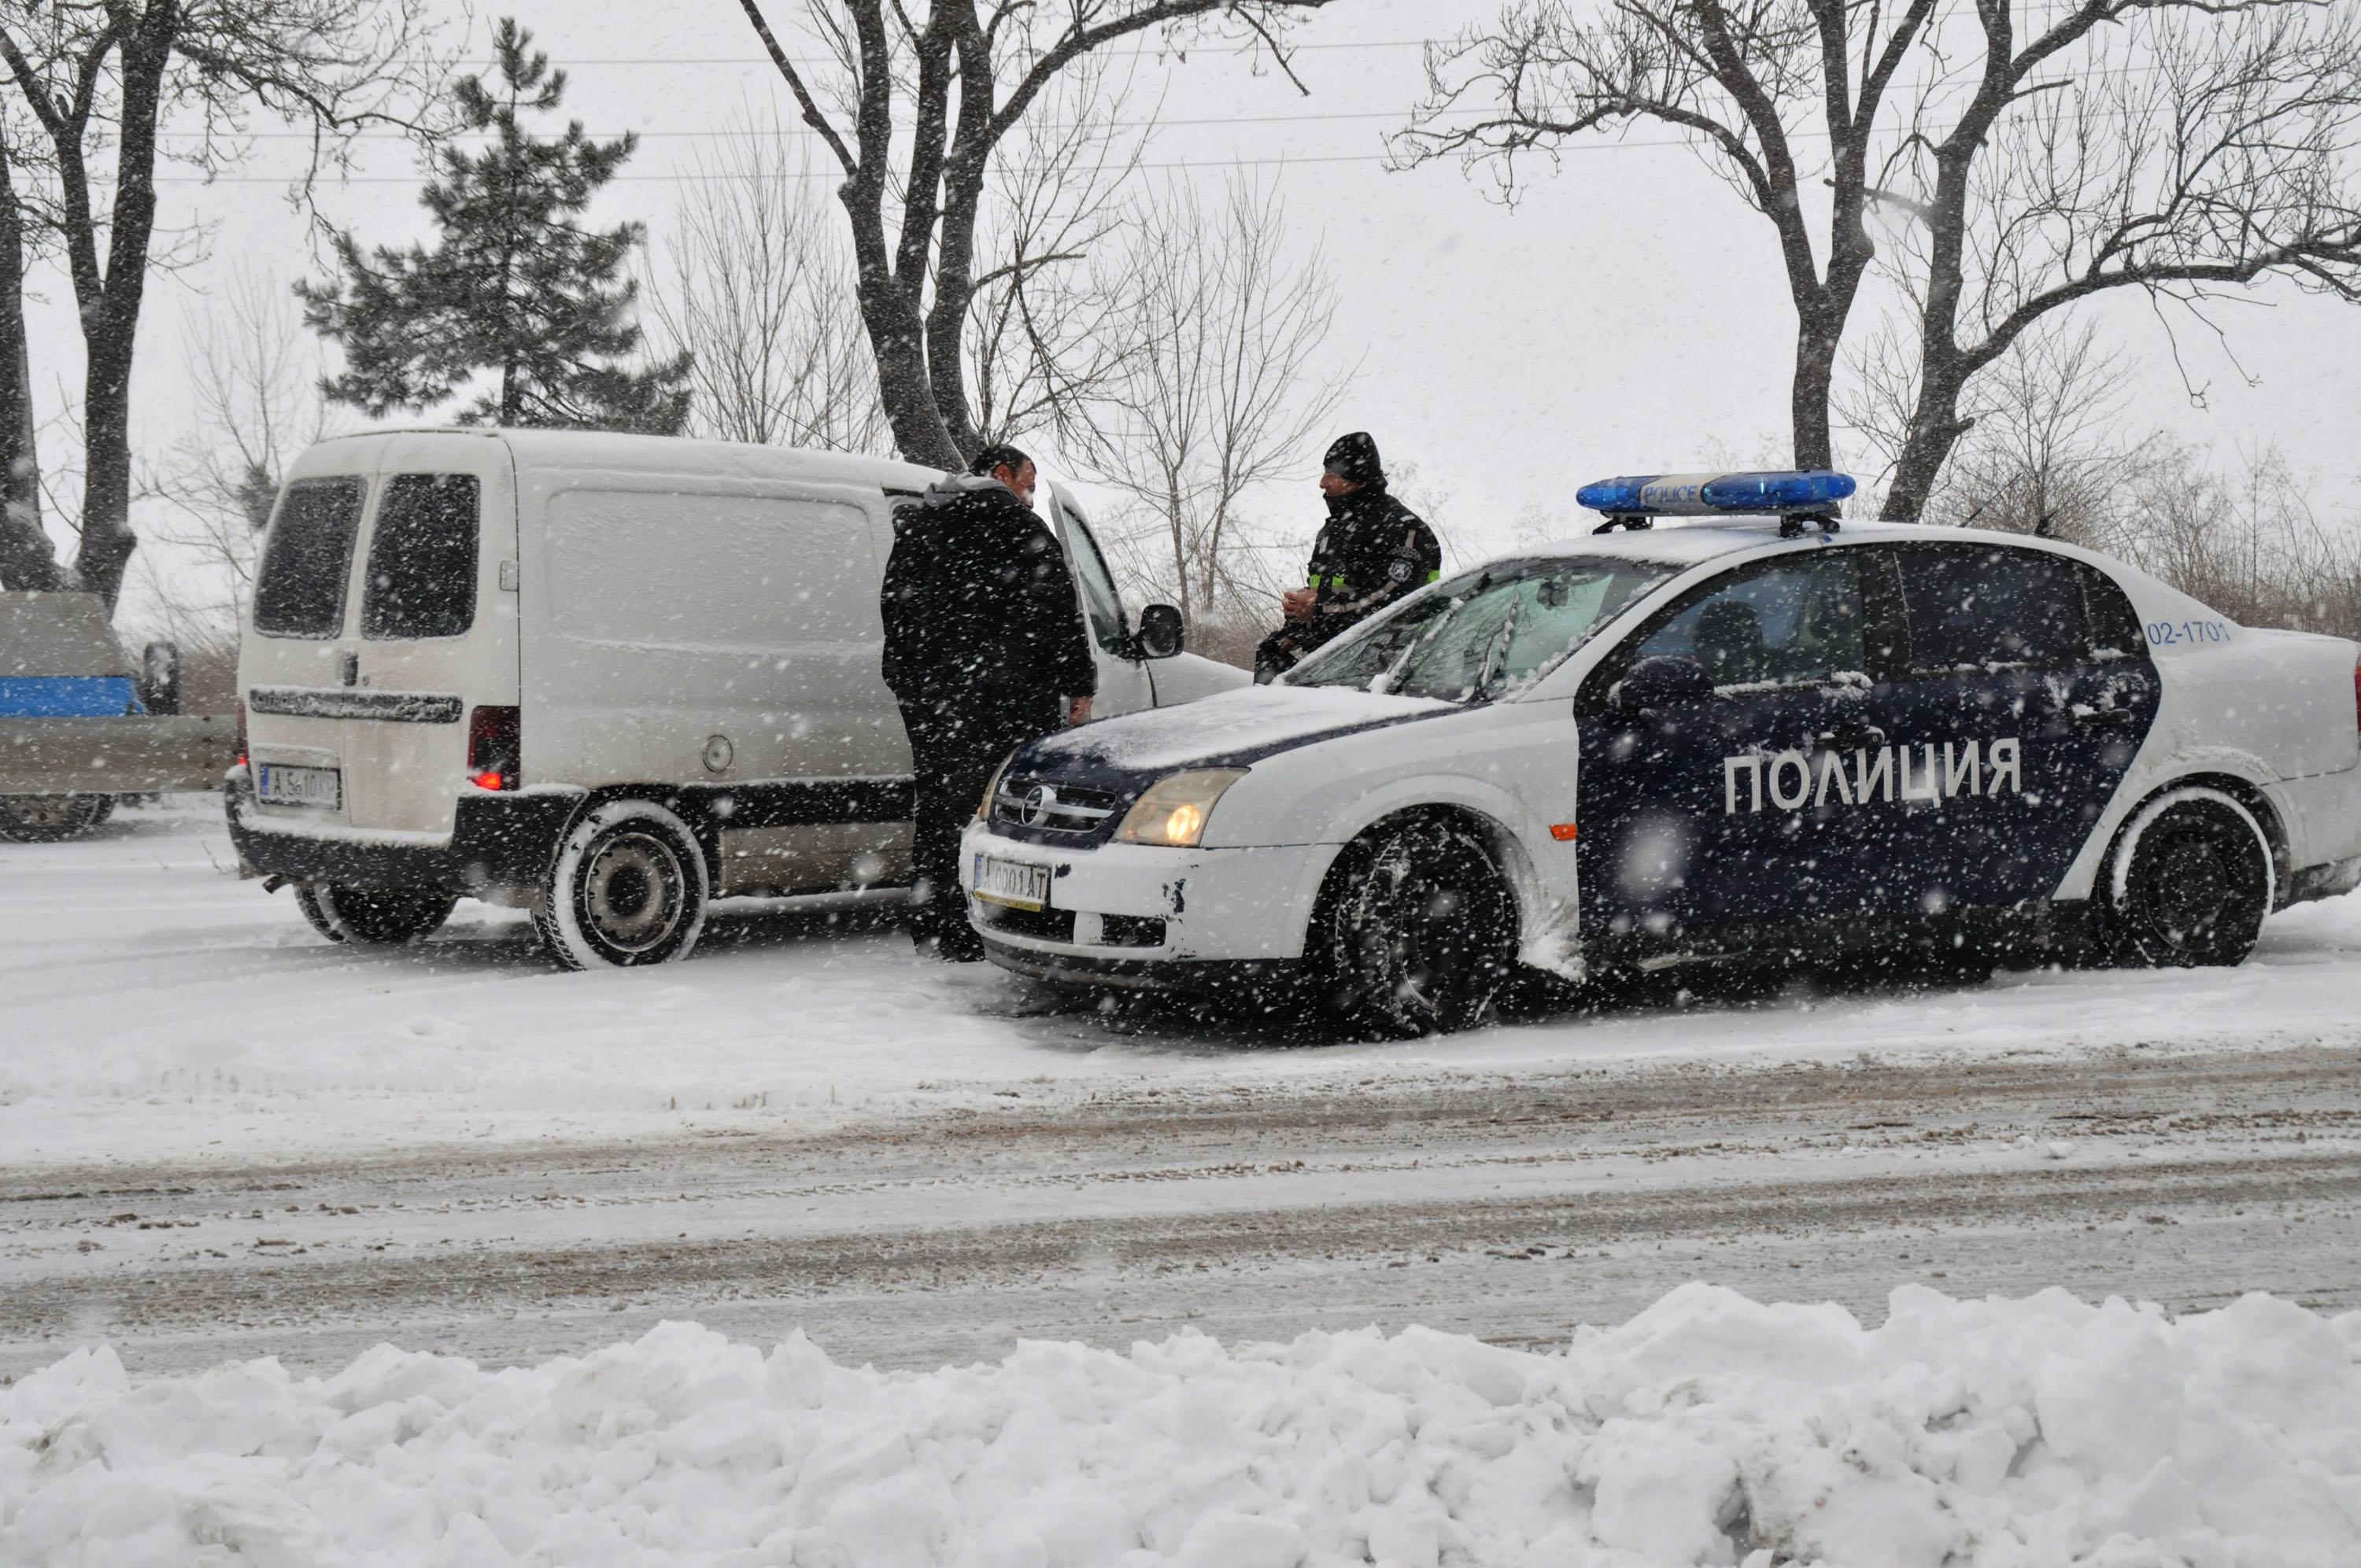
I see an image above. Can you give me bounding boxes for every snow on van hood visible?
[1036,683,1452,775]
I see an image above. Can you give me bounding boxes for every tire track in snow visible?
[3,1042,2354,1377]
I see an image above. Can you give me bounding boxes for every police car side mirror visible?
[1136,603,1184,661]
[1613,654,1712,714]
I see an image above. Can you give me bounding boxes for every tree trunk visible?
[0,135,60,592]
[1790,319,1838,472]
[1880,350,1975,522]
[850,237,963,471]
[65,8,174,613]
[76,322,139,608]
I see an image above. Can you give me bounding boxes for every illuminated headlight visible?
[1116,769,1247,848]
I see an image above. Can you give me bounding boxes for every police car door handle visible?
[1818,722,1886,751]
[2075,704,2135,729]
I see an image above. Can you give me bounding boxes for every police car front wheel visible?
[2104,787,2274,969]
[1312,817,1518,1039]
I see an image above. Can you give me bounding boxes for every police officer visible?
[1255,433,1443,683]
[881,445,1097,961]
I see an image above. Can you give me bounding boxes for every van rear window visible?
[362,474,481,640]
[253,478,365,638]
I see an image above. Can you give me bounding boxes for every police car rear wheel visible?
[0,793,113,842]
[2105,788,2273,968]
[535,800,710,970]
[1314,818,1517,1039]
[294,882,458,946]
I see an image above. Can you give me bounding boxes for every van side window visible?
[1059,504,1129,651]
[254,477,365,639]
[363,474,481,640]
[1898,543,2088,671]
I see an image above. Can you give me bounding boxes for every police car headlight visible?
[1116,769,1247,848]
[978,751,1018,820]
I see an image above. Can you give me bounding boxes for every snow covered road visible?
[3,799,2358,1382]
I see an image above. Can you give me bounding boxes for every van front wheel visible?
[536,800,710,970]
[295,882,456,946]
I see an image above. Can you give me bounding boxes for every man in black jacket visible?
[881,445,1099,961]
[1255,432,1443,682]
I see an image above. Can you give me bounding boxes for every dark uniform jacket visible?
[880,474,1099,705]
[1288,486,1443,658]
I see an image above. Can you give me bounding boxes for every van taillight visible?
[467,705,520,791]
[2353,655,2359,737]
[235,699,248,770]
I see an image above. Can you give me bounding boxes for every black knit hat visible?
[1323,431,1384,489]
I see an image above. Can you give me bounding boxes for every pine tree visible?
[300,18,690,434]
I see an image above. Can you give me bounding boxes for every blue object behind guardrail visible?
[0,677,142,717]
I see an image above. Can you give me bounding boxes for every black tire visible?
[2104,787,2274,968]
[533,800,710,970]
[0,793,115,843]
[294,882,458,946]
[1309,817,1520,1039]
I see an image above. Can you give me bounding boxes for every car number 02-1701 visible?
[2146,619,2229,647]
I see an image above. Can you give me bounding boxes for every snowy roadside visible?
[9,800,2361,1171]
[6,1283,2359,1567]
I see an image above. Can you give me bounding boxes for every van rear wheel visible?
[295,882,457,946]
[535,799,710,970]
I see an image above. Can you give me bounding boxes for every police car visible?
[961,471,2361,1035]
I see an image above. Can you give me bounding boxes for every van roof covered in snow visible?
[288,426,947,495]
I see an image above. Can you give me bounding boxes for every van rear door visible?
[242,441,384,828]
[342,434,519,834]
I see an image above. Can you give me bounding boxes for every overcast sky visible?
[21,0,2359,621]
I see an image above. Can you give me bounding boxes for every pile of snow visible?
[6,1285,2359,1566]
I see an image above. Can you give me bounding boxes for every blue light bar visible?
[1576,469,1857,517]
[1701,470,1857,513]
[1574,475,1659,514]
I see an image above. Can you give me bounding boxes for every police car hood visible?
[1028,684,1452,777]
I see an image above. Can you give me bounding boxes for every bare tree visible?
[138,265,331,629]
[1063,177,1347,625]
[1844,315,2153,548]
[0,117,56,591]
[0,0,445,613]
[1398,1,2361,518]
[647,113,889,453]
[2117,441,2361,640]
[733,0,1342,472]
[960,52,1144,448]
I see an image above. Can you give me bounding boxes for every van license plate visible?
[257,762,342,810]
[973,854,1052,912]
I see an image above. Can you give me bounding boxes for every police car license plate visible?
[256,762,341,810]
[974,854,1051,912]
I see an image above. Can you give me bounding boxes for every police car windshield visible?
[1289,555,1675,703]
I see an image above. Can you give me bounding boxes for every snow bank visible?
[6,1285,2359,1567]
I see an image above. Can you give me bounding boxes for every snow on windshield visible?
[1288,556,1675,702]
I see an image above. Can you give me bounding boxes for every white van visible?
[227,428,1244,966]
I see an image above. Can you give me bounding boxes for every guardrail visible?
[0,715,238,795]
